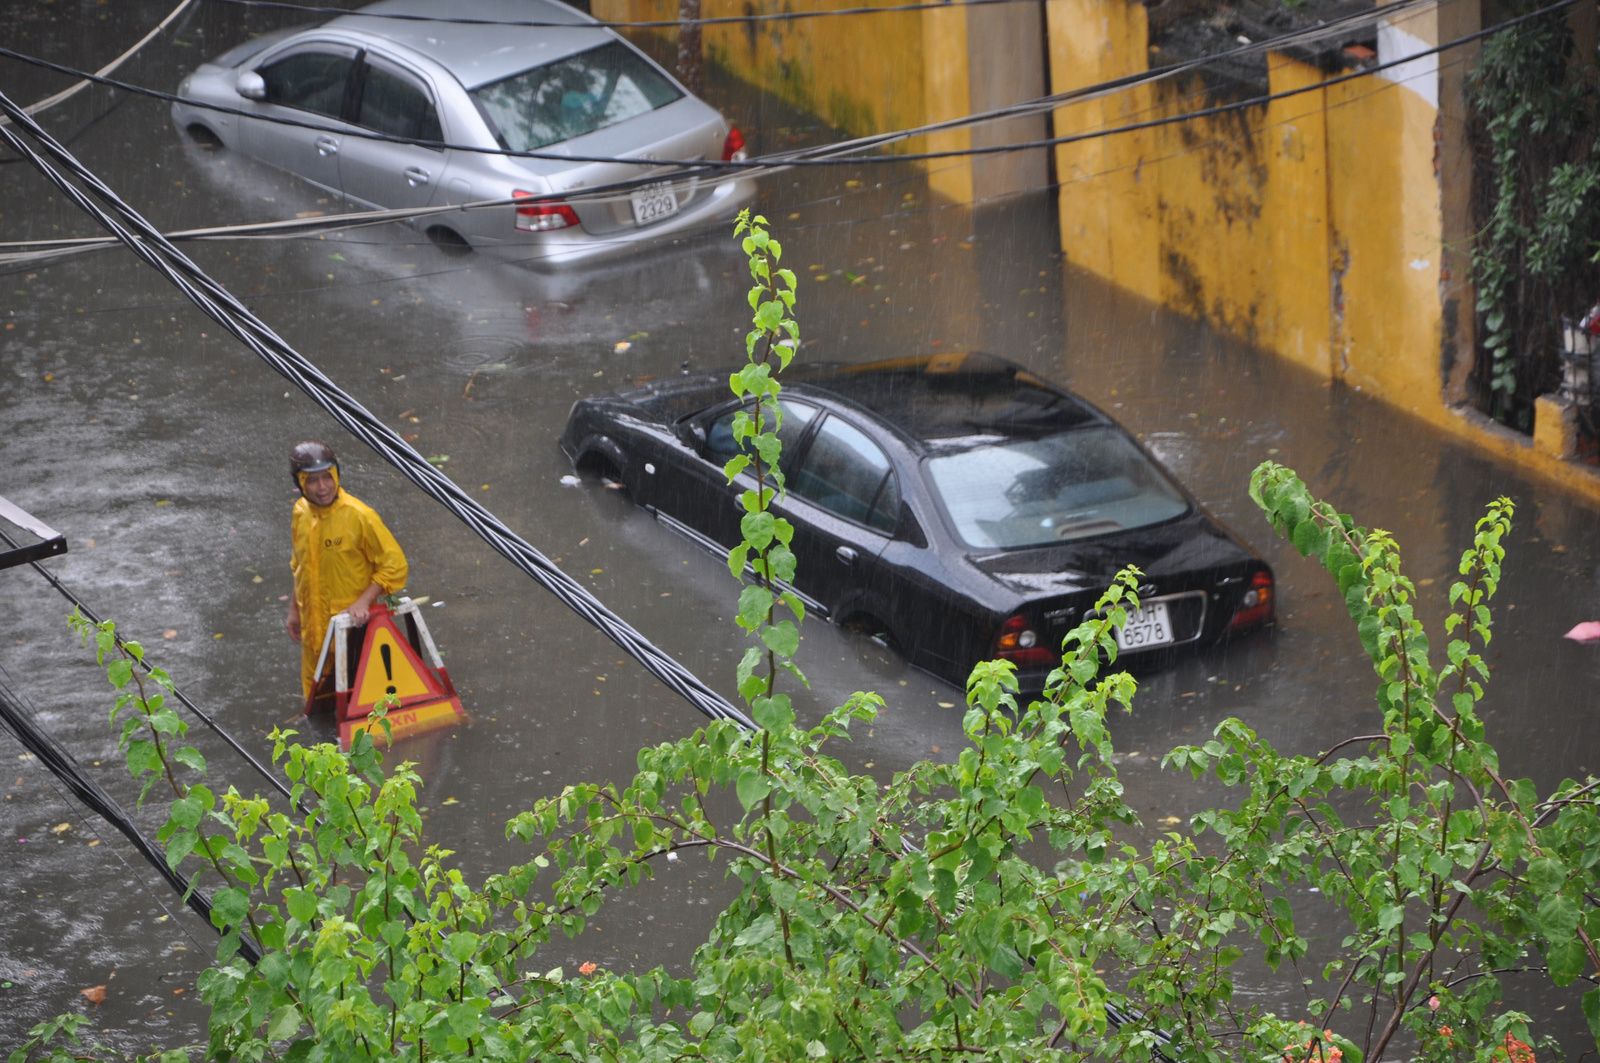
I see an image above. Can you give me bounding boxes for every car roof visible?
[786,352,1105,448]
[329,0,615,89]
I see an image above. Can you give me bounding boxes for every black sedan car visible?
[560,352,1273,687]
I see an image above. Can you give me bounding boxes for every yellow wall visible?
[593,0,969,193]
[1047,0,1462,417]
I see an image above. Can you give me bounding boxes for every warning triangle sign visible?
[355,625,434,705]
[337,605,466,748]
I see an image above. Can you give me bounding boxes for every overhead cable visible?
[210,0,1048,28]
[0,663,263,963]
[0,0,196,127]
[0,88,756,733]
[0,526,305,810]
[0,0,1442,174]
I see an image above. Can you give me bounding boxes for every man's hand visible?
[346,583,384,627]
[286,602,302,642]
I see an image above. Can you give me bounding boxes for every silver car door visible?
[338,55,451,211]
[245,44,358,196]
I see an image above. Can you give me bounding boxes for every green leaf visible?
[446,931,480,963]
[760,621,800,658]
[1548,938,1587,986]
[736,769,772,810]
[266,1004,302,1042]
[1527,856,1567,895]
[285,888,317,925]
[165,829,197,870]
[210,887,250,929]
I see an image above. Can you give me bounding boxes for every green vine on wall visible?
[1470,0,1600,430]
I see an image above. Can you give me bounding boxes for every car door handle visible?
[315,136,339,157]
[835,546,858,566]
[403,167,430,187]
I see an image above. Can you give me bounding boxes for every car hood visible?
[968,510,1253,595]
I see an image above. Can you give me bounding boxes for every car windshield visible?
[470,41,683,151]
[924,427,1188,548]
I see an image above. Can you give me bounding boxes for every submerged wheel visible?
[425,226,472,257]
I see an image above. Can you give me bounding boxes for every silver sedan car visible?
[171,0,756,266]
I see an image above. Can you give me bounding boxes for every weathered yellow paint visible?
[593,0,977,195]
[1044,0,1600,500]
[920,5,975,204]
[1048,27,1337,375]
[1324,72,1443,404]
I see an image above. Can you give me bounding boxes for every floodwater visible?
[3,0,1599,1053]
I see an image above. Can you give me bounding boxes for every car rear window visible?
[470,41,683,152]
[925,427,1188,549]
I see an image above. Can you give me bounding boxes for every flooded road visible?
[3,0,1599,1050]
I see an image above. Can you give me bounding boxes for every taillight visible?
[722,125,747,163]
[513,190,579,232]
[1228,570,1274,631]
[994,613,1056,667]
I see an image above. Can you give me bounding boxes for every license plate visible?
[1114,600,1174,650]
[631,181,679,224]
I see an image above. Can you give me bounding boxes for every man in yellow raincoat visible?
[285,440,409,701]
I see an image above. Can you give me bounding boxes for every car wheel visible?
[575,452,629,499]
[186,124,223,148]
[840,614,901,655]
[425,226,473,257]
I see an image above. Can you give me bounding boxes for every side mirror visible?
[674,421,706,449]
[235,71,266,100]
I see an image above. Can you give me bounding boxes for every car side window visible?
[358,60,444,145]
[705,400,817,471]
[259,49,356,118]
[790,415,899,533]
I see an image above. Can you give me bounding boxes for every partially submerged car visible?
[561,352,1275,687]
[171,0,755,265]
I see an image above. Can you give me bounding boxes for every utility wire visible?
[0,659,262,963]
[0,0,1441,174]
[211,0,1054,29]
[0,526,305,811]
[0,88,756,733]
[0,0,197,127]
[0,0,1565,269]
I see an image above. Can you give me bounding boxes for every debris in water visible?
[1564,621,1600,643]
[81,985,106,1006]
[560,475,581,486]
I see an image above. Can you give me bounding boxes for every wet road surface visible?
[3,0,1599,1050]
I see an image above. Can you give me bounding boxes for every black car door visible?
[669,398,820,551]
[774,412,900,621]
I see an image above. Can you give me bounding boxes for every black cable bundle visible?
[0,670,263,964]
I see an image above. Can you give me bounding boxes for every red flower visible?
[579,962,598,976]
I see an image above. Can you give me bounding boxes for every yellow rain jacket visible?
[291,486,408,697]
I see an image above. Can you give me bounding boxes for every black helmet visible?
[289,440,339,487]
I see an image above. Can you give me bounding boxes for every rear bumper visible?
[483,177,759,269]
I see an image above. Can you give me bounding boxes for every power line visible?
[209,0,1049,29]
[0,86,757,735]
[0,0,196,128]
[0,526,305,811]
[0,0,1441,174]
[0,659,263,963]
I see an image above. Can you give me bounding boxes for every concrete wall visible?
[1045,0,1505,438]
[591,0,1050,203]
